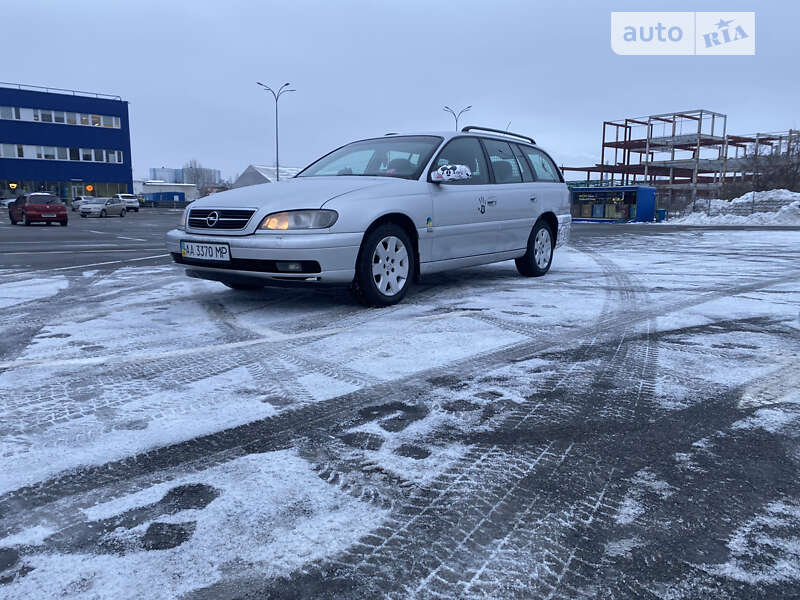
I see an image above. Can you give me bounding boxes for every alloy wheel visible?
[534,228,552,269]
[371,235,409,296]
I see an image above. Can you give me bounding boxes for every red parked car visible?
[8,193,68,226]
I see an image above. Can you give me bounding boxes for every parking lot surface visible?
[1,213,799,599]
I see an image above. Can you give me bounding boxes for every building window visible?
[57,147,68,160]
[0,106,121,128]
[69,147,80,161]
[106,150,117,163]
[1,143,13,157]
[94,149,105,162]
[81,148,93,161]
[43,147,57,160]
[17,144,23,157]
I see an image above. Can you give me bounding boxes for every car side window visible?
[523,147,561,182]
[431,137,489,185]
[482,139,523,184]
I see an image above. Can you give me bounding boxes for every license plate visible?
[180,240,231,262]
[42,214,56,218]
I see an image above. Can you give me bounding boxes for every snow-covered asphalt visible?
[1,224,799,599]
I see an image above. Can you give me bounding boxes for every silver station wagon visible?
[166,127,571,306]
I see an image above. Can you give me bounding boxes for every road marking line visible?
[34,253,171,273]
[117,236,147,241]
[0,326,349,370]
[2,248,163,255]
[89,230,105,234]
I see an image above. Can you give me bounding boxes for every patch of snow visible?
[615,496,645,525]
[4,450,388,600]
[708,499,800,584]
[0,525,55,547]
[731,407,800,434]
[0,276,69,309]
[604,536,643,558]
[669,198,800,226]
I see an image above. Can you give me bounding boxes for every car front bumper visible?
[165,228,361,285]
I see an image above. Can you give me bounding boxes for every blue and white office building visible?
[0,82,133,200]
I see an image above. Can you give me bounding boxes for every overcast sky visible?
[6,0,799,180]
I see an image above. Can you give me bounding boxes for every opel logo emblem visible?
[206,211,219,227]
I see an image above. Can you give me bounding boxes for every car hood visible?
[189,176,405,211]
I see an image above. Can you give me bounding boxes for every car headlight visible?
[180,207,188,228]
[260,209,338,230]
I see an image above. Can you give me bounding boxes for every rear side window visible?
[523,147,561,182]
[511,144,534,182]
[431,137,489,185]
[482,139,522,184]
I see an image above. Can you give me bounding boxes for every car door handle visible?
[486,197,497,206]
[530,196,537,202]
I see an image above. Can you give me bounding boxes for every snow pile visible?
[671,189,800,225]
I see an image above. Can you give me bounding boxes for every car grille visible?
[188,209,256,230]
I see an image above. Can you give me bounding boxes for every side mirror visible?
[431,164,472,183]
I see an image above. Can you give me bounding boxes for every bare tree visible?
[182,159,217,195]
[721,135,800,200]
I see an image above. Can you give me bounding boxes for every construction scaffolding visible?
[563,109,798,214]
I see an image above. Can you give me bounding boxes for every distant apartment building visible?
[0,82,133,199]
[148,165,221,185]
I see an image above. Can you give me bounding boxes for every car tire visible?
[23,215,30,226]
[223,283,264,291]
[100,209,107,218]
[352,223,414,307]
[60,221,68,227]
[80,214,87,218]
[515,220,554,277]
[9,215,17,225]
[120,209,126,217]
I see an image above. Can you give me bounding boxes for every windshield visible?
[298,135,442,180]
[28,195,60,204]
[86,199,107,205]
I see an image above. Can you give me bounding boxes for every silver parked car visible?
[166,127,571,306]
[80,197,127,218]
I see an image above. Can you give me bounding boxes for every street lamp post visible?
[256,82,295,181]
[443,105,471,131]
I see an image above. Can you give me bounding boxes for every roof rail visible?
[461,125,535,145]
[0,81,122,101]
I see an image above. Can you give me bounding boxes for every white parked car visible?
[80,197,126,218]
[166,127,571,306]
[72,196,95,212]
[114,193,140,213]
